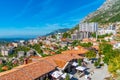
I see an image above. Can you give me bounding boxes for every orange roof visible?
[54,59,66,68]
[61,38,67,42]
[2,66,8,71]
[108,41,117,45]
[82,38,97,43]
[92,46,99,50]
[0,60,55,80]
[82,38,90,42]
[62,47,88,55]
[0,49,85,80]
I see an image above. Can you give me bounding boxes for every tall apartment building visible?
[79,22,98,32]
[71,22,98,40]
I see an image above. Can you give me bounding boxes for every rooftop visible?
[0,46,88,80]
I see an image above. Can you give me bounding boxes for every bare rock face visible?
[82,0,120,23]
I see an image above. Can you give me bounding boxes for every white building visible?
[113,43,120,49]
[79,22,98,32]
[33,39,38,44]
[1,48,13,56]
[98,29,116,35]
[98,25,116,35]
[18,51,25,58]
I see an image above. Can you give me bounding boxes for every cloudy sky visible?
[0,0,105,38]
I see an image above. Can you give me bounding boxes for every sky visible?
[0,0,105,38]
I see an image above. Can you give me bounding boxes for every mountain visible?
[82,0,120,24]
[45,28,70,36]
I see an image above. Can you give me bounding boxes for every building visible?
[18,51,25,58]
[1,48,13,56]
[0,46,88,80]
[79,22,98,32]
[12,42,18,47]
[98,24,116,35]
[113,43,120,49]
[71,22,98,40]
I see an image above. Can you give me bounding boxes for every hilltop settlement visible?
[0,22,120,80]
[1,0,120,79]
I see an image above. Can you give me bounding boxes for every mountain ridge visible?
[82,0,120,24]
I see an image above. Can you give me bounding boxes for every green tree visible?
[63,32,71,38]
[85,50,96,59]
[79,42,93,48]
[77,59,82,66]
[65,74,70,80]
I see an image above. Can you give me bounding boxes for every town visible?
[0,22,120,80]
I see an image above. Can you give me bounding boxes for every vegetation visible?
[77,59,82,66]
[69,24,79,34]
[85,50,96,59]
[30,44,43,55]
[62,32,71,38]
[51,35,56,39]
[108,56,120,75]
[65,74,70,80]
[56,46,68,54]
[71,40,93,48]
[99,42,120,76]
[94,58,101,67]
[92,33,113,39]
[79,42,93,48]
[9,46,30,57]
[0,61,18,72]
[71,40,80,47]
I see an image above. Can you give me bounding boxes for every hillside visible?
[83,0,120,24]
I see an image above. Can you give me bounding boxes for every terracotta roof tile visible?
[0,49,85,80]
[54,59,66,68]
[0,61,55,80]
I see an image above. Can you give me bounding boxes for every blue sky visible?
[0,0,105,38]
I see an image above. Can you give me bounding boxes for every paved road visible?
[79,64,110,80]
[74,63,110,80]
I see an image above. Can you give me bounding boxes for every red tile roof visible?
[0,61,55,80]
[0,48,86,80]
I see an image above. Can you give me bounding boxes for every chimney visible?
[24,58,28,64]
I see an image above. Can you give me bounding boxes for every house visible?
[33,39,38,44]
[98,25,116,35]
[8,42,18,48]
[0,46,88,80]
[113,43,120,49]
[0,59,3,64]
[27,50,36,57]
[104,36,114,41]
[18,51,25,58]
[1,48,13,56]
[11,58,19,65]
[12,42,18,47]
[0,60,56,80]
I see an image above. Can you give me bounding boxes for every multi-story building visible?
[98,24,116,35]
[71,22,98,40]
[79,22,98,32]
[1,48,13,56]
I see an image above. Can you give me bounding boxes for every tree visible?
[116,70,120,80]
[108,56,120,75]
[77,59,82,66]
[79,42,93,48]
[63,32,71,38]
[65,74,70,80]
[71,40,80,47]
[85,50,96,59]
